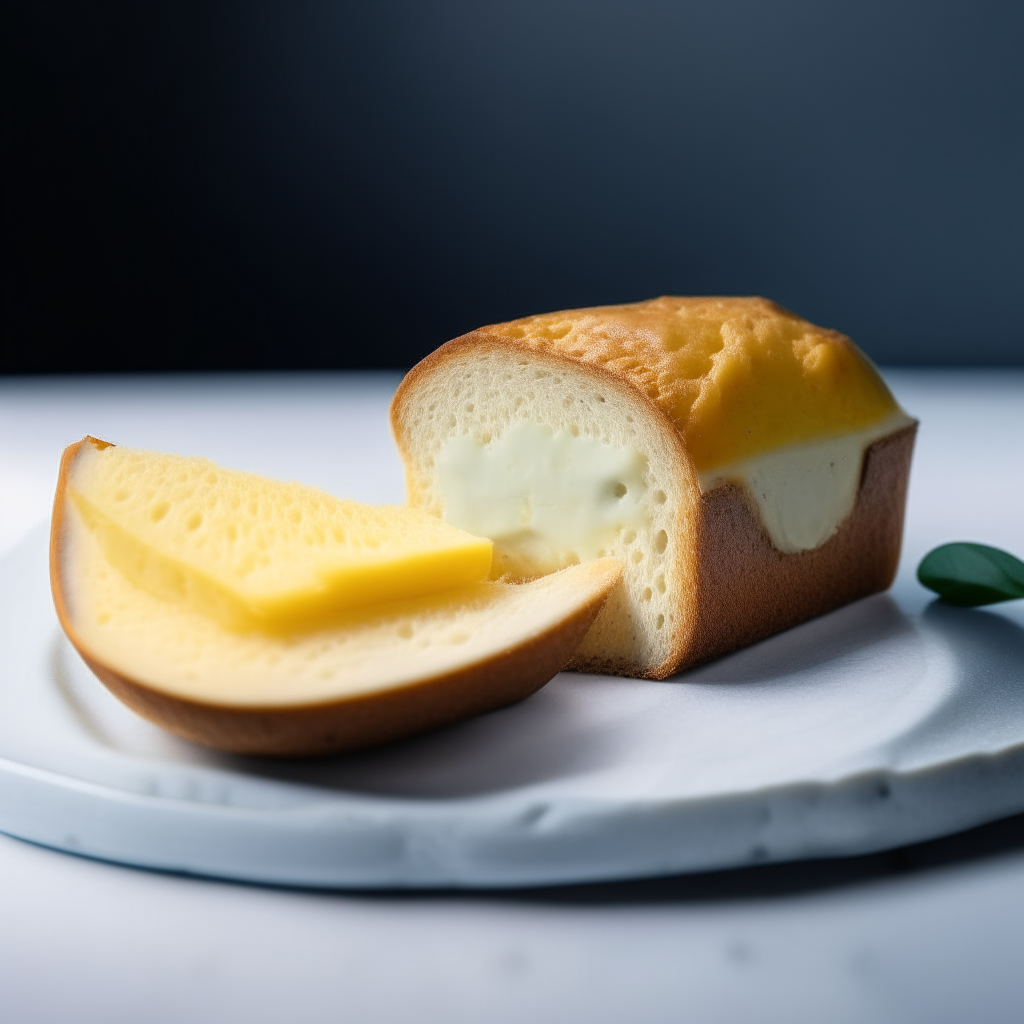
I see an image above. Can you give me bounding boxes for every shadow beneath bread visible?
[675,593,915,685]
[227,594,919,798]
[219,677,636,798]
[55,592,1024,808]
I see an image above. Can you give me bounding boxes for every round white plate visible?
[2,526,1024,888]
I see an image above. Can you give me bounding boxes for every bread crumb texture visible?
[485,296,898,471]
[62,499,620,707]
[392,344,692,677]
[68,440,492,630]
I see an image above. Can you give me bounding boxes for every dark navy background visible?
[5,1,1023,371]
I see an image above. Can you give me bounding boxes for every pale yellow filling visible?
[438,423,650,577]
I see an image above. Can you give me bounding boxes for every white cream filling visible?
[698,411,914,554]
[437,423,650,575]
[436,411,913,567]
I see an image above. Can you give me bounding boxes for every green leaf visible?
[917,543,1024,607]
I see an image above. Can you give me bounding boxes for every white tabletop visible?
[2,370,1023,1024]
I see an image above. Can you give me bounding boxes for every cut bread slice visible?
[51,439,622,756]
[390,296,917,680]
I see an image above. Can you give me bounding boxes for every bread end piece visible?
[51,438,623,756]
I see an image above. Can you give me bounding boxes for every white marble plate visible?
[2,525,1024,888]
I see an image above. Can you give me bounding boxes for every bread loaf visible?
[390,296,917,679]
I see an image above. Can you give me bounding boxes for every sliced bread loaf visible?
[390,296,917,679]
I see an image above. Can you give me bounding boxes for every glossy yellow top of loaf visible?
[482,296,900,471]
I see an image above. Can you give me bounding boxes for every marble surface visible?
[1,370,1023,1020]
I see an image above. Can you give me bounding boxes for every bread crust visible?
[51,439,622,756]
[568,423,916,677]
[392,329,916,680]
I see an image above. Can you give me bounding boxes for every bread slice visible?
[390,296,917,680]
[51,439,623,756]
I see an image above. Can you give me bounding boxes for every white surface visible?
[1,370,1023,1019]
[2,829,1023,1024]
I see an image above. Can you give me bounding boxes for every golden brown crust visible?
[474,297,901,472]
[51,438,621,757]
[49,438,87,647]
[70,582,612,757]
[395,329,673,437]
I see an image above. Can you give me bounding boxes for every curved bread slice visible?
[391,297,917,679]
[51,440,622,756]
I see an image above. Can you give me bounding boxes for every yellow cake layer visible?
[60,501,619,707]
[485,296,900,471]
[68,439,493,630]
